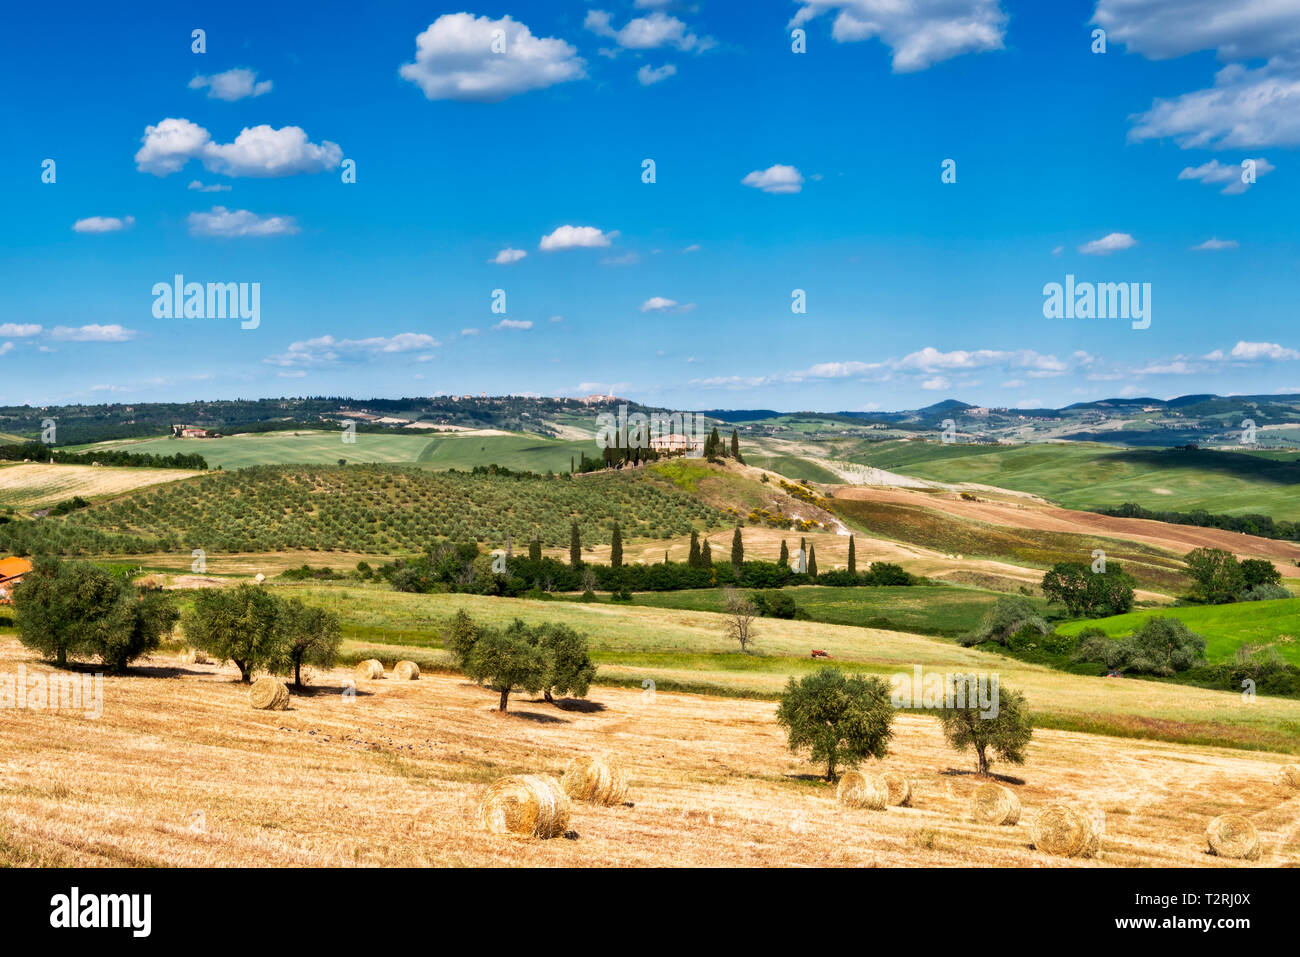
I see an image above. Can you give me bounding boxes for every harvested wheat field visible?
[0,462,200,511]
[0,636,1297,868]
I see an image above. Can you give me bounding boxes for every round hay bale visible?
[1031,804,1094,857]
[836,770,888,810]
[249,677,289,711]
[1079,803,1106,858]
[478,774,571,839]
[392,660,420,681]
[354,659,384,681]
[1206,814,1261,861]
[1279,764,1300,789]
[561,755,629,806]
[881,769,912,807]
[970,782,1020,825]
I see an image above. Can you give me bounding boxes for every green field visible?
[624,583,1024,637]
[415,434,590,472]
[255,584,1300,753]
[75,429,592,473]
[1057,598,1300,666]
[852,440,1300,515]
[743,453,842,484]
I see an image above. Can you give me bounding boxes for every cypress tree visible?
[730,429,744,463]
[688,531,701,567]
[569,522,582,569]
[848,535,856,574]
[701,539,713,566]
[529,536,542,562]
[731,526,744,568]
[610,522,623,569]
[707,427,721,457]
[807,543,818,579]
[779,539,789,566]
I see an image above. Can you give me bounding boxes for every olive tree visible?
[183,584,286,683]
[775,666,896,781]
[936,677,1033,775]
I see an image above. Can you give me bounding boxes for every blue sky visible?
[2,0,1298,411]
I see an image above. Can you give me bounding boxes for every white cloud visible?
[492,247,527,264]
[790,0,1008,72]
[895,346,1066,374]
[921,376,951,390]
[0,343,11,356]
[189,68,272,101]
[187,207,300,238]
[494,319,533,330]
[682,243,700,252]
[188,179,231,193]
[539,225,617,251]
[549,315,564,322]
[641,297,679,312]
[461,328,480,336]
[1093,0,1300,62]
[135,118,342,178]
[585,10,713,51]
[72,215,134,233]
[50,324,136,342]
[637,63,677,85]
[278,371,307,378]
[0,324,41,337]
[1177,157,1274,194]
[1137,360,1199,375]
[1191,237,1238,250]
[1129,59,1300,149]
[741,164,804,194]
[601,251,641,266]
[267,333,441,367]
[400,13,585,103]
[1207,340,1300,361]
[1078,232,1137,255]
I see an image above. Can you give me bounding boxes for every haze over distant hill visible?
[2,392,1298,450]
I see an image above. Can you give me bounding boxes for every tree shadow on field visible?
[492,708,569,724]
[131,663,211,679]
[540,697,607,714]
[784,773,832,784]
[941,768,1026,786]
[295,682,374,698]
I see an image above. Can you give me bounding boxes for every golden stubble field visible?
[0,637,1296,868]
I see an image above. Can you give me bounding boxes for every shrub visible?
[961,596,1046,647]
[1121,617,1207,675]
[1240,582,1291,602]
